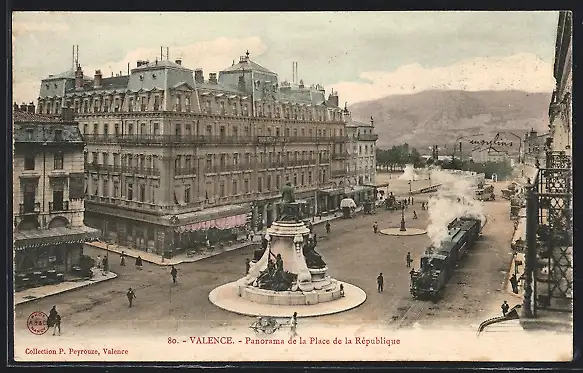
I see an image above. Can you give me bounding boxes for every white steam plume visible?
[426,169,486,248]
[399,164,420,181]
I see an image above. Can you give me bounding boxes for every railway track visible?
[394,300,428,330]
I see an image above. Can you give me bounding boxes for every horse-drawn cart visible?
[249,317,288,334]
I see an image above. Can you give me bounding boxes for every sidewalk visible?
[86,209,359,267]
[14,268,117,305]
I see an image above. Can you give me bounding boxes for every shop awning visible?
[372,182,390,188]
[172,203,251,233]
[13,226,101,251]
[318,187,344,196]
[177,213,248,233]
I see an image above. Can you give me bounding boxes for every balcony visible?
[49,201,69,212]
[175,167,198,176]
[331,170,347,178]
[287,159,313,167]
[357,133,379,141]
[332,152,350,160]
[83,134,348,147]
[85,163,161,176]
[205,163,254,174]
[19,202,40,215]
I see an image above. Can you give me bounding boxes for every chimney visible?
[27,102,35,114]
[75,65,84,90]
[209,73,217,84]
[175,59,182,65]
[94,70,103,88]
[195,69,204,83]
[20,103,27,111]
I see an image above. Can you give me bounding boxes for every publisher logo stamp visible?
[27,311,49,335]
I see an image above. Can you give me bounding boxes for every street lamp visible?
[170,215,179,259]
[400,205,407,232]
[408,180,412,195]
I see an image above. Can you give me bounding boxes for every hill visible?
[349,90,551,153]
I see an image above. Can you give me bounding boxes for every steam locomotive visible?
[410,216,482,301]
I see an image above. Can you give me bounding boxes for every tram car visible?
[475,184,495,201]
[410,216,482,301]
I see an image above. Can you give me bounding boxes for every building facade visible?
[470,147,509,163]
[13,105,99,278]
[522,128,548,166]
[342,105,378,186]
[37,52,349,256]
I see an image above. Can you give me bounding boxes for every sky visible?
[12,11,559,106]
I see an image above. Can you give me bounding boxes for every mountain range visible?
[348,90,552,153]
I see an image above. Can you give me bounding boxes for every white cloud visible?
[12,37,267,103]
[328,53,555,105]
[12,20,70,35]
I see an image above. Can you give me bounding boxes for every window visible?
[206,155,213,170]
[154,96,160,111]
[53,152,64,170]
[128,123,134,135]
[104,123,109,136]
[152,186,156,204]
[113,182,119,198]
[276,175,281,190]
[114,123,119,135]
[220,101,225,115]
[185,156,192,171]
[174,156,181,173]
[185,186,191,203]
[244,179,249,194]
[153,123,159,135]
[139,185,146,202]
[102,152,109,166]
[175,123,181,136]
[267,176,271,190]
[84,123,88,135]
[127,183,133,200]
[257,177,262,193]
[24,155,35,170]
[301,173,305,185]
[220,182,225,197]
[231,103,237,115]
[102,179,109,197]
[232,180,238,195]
[93,123,98,134]
[52,186,64,211]
[185,123,191,136]
[308,171,312,184]
[23,183,36,213]
[141,123,146,135]
[206,125,212,137]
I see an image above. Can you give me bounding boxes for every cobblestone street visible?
[14,183,517,336]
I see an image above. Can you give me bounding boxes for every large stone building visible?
[342,105,378,186]
[37,51,349,256]
[522,128,548,166]
[13,105,99,280]
[548,11,572,156]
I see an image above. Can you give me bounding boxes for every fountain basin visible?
[237,278,342,305]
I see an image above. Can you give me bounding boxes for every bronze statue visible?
[281,181,295,203]
[303,238,326,269]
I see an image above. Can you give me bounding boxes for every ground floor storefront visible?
[13,226,100,289]
[85,204,252,258]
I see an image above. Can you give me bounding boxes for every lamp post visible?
[399,205,407,231]
[408,180,412,195]
[170,215,179,259]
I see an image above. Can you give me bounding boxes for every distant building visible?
[471,147,509,164]
[13,104,99,277]
[522,128,548,165]
[36,51,348,256]
[342,105,378,186]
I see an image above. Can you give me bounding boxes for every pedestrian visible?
[102,256,109,274]
[339,283,345,297]
[245,258,250,274]
[120,251,126,266]
[406,252,412,268]
[377,272,384,292]
[373,222,379,234]
[313,233,318,246]
[411,197,414,205]
[96,255,102,269]
[161,253,165,263]
[48,305,61,336]
[171,265,178,284]
[136,256,143,270]
[501,300,509,316]
[126,287,136,308]
[510,274,519,294]
[413,211,418,219]
[325,221,331,234]
[290,312,298,338]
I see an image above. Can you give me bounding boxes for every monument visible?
[209,183,366,317]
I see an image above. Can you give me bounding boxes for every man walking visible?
[127,287,136,308]
[171,265,178,284]
[325,221,331,234]
[245,258,251,274]
[501,300,509,316]
[48,306,61,336]
[406,252,413,268]
[373,222,379,234]
[290,312,298,338]
[377,273,384,292]
[120,251,126,266]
